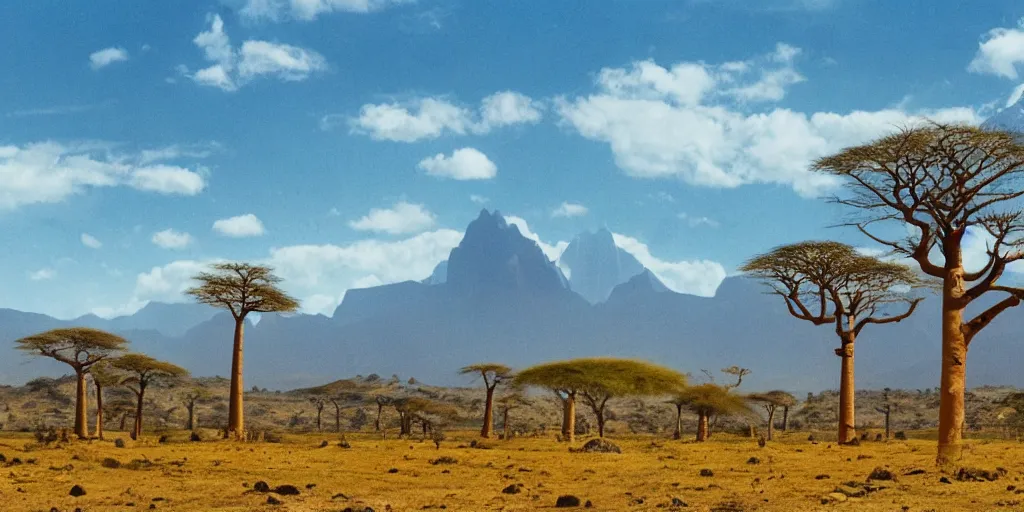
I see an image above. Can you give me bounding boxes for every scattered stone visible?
[158,435,169,443]
[69,485,87,497]
[939,477,952,484]
[699,469,714,477]
[747,457,761,465]
[152,497,165,501]
[671,497,688,507]
[585,500,593,508]
[320,440,329,448]
[267,495,283,505]
[273,484,300,495]
[843,437,861,446]
[857,454,873,460]
[332,493,350,500]
[807,435,816,442]
[868,467,897,481]
[904,469,926,476]
[253,481,271,493]
[815,474,830,480]
[190,432,202,442]
[956,468,1002,482]
[894,432,907,441]
[387,468,399,474]
[824,493,848,503]
[430,457,458,465]
[339,440,352,449]
[833,485,866,498]
[556,495,582,507]
[306,483,316,489]
[115,439,126,448]
[502,483,524,494]
[1009,485,1017,491]
[576,439,622,454]
[710,501,744,512]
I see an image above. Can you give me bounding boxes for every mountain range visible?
[2,208,1022,394]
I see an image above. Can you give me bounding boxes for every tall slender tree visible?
[458,363,512,438]
[309,396,327,432]
[669,384,753,442]
[111,354,189,437]
[741,241,921,443]
[15,328,128,439]
[181,387,213,431]
[90,361,122,440]
[747,390,797,441]
[812,123,1024,463]
[514,358,687,440]
[374,395,392,432]
[495,393,532,441]
[185,262,299,439]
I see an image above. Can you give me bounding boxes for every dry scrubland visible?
[2,430,1024,512]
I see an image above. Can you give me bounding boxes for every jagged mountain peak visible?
[558,227,646,304]
[982,98,1024,133]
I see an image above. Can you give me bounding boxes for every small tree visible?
[392,398,457,437]
[747,390,797,441]
[669,384,753,442]
[90,362,122,440]
[309,396,327,432]
[514,358,687,440]
[111,354,189,437]
[185,263,299,439]
[459,363,512,438]
[741,241,921,443]
[374,395,392,432]
[812,123,1024,463]
[495,393,532,440]
[721,366,751,390]
[15,328,128,438]
[181,387,214,430]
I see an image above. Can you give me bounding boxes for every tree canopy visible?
[747,390,797,408]
[459,363,513,388]
[513,358,687,398]
[185,262,300,319]
[111,353,189,391]
[669,384,753,418]
[15,328,128,370]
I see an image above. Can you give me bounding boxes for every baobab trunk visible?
[673,405,683,440]
[565,394,576,443]
[74,370,89,439]
[316,409,322,432]
[481,386,495,438]
[836,340,856,444]
[696,413,709,442]
[781,406,789,431]
[596,410,606,438]
[228,318,245,439]
[937,266,968,465]
[134,388,145,438]
[502,409,510,440]
[560,398,571,437]
[94,382,104,440]
[186,404,195,430]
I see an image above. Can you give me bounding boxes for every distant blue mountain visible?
[982,98,1024,133]
[558,227,646,304]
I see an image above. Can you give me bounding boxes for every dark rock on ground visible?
[556,495,582,507]
[253,481,271,493]
[273,484,300,495]
[868,467,897,481]
[69,485,86,497]
[700,469,714,477]
[502,483,524,494]
[576,439,622,454]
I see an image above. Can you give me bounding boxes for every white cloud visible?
[417,147,497,180]
[138,143,219,165]
[348,201,437,235]
[89,47,129,70]
[503,216,568,262]
[348,92,543,142]
[29,268,55,281]
[612,233,727,296]
[151,229,194,250]
[469,194,489,204]
[1007,83,1024,108]
[678,212,720,228]
[969,26,1024,79]
[213,214,265,237]
[240,0,410,22]
[557,43,981,198]
[0,142,208,210]
[81,233,103,249]
[187,14,327,92]
[551,202,589,218]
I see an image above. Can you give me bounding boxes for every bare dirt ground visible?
[2,430,1023,512]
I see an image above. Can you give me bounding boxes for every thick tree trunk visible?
[502,408,510,440]
[94,382,104,440]
[74,370,89,439]
[938,270,967,465]
[766,406,775,441]
[228,318,245,439]
[560,397,571,437]
[782,406,789,431]
[565,393,576,443]
[596,408,606,438]
[481,385,495,438]
[837,340,857,444]
[316,408,322,432]
[696,413,709,442]
[186,403,195,431]
[134,387,146,438]
[673,405,683,440]
[375,404,383,431]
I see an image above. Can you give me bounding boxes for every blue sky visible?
[1,0,1023,319]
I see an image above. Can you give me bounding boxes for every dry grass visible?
[2,430,1024,512]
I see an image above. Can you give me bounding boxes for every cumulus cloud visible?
[348,91,543,142]
[187,14,327,92]
[348,201,437,235]
[556,43,981,197]
[89,47,129,70]
[0,142,208,211]
[240,0,411,22]
[969,25,1024,80]
[417,148,497,180]
[678,212,720,228]
[1007,83,1024,108]
[612,233,727,296]
[81,233,103,249]
[213,214,265,237]
[151,229,194,249]
[469,194,489,204]
[551,202,589,218]
[29,268,55,281]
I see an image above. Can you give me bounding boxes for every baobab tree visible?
[181,387,213,431]
[669,384,753,442]
[90,362,122,440]
[186,262,299,439]
[459,363,512,438]
[15,328,128,439]
[747,390,797,441]
[496,393,532,440]
[813,123,1024,463]
[514,358,687,440]
[111,354,188,437]
[741,240,921,444]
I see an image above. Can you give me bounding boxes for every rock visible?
[939,477,952,484]
[904,468,926,476]
[710,502,744,512]
[101,457,121,469]
[332,492,349,500]
[267,495,283,505]
[875,434,883,442]
[699,469,714,477]
[807,435,816,442]
[273,484,300,495]
[387,468,399,474]
[671,497,688,507]
[305,483,316,489]
[578,439,621,454]
[69,484,87,497]
[320,440,329,448]
[158,435,169,443]
[502,483,524,494]
[746,457,760,465]
[956,467,1002,482]
[843,437,861,446]
[833,485,866,498]
[815,474,830,480]
[1009,485,1017,491]
[339,440,352,449]
[585,500,593,508]
[430,457,458,465]
[556,495,582,507]
[894,431,907,440]
[825,492,848,503]
[253,481,271,492]
[857,454,873,460]
[190,432,202,442]
[868,467,897,481]
[115,439,126,448]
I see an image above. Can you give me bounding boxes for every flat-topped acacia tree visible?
[514,358,687,440]
[186,262,299,439]
[459,363,512,438]
[111,354,189,437]
[741,241,922,444]
[15,328,128,439]
[90,361,122,440]
[669,383,752,442]
[812,124,1024,463]
[747,390,797,441]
